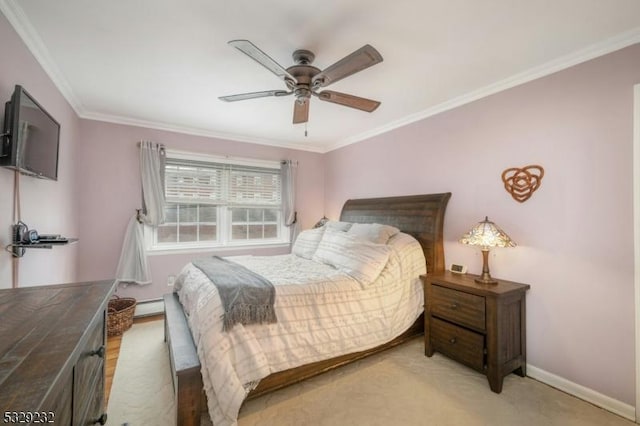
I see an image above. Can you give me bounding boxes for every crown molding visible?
[0,0,85,115]
[326,27,640,152]
[80,111,325,153]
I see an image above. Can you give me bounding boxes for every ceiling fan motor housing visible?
[287,54,320,103]
[292,49,315,65]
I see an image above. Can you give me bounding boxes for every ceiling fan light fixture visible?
[295,87,311,100]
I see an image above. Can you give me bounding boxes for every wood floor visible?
[105,314,164,405]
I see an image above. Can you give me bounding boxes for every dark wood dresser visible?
[422,272,529,393]
[0,280,116,425]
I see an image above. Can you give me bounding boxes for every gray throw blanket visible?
[192,256,277,331]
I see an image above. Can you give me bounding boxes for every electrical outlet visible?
[167,275,176,286]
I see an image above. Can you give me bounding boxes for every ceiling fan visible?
[219,40,383,124]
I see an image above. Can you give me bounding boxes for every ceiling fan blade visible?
[312,45,383,88]
[219,90,291,102]
[316,90,380,112]
[293,100,309,124]
[228,40,296,83]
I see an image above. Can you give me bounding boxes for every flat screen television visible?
[1,85,60,180]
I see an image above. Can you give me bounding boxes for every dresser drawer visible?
[76,372,106,426]
[74,314,105,423]
[431,285,485,331]
[41,370,72,426]
[431,317,485,372]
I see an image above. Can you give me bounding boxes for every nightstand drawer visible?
[431,317,484,372]
[431,285,485,331]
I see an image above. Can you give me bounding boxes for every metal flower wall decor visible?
[501,165,544,203]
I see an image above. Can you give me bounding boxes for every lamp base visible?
[474,276,498,285]
[476,250,498,284]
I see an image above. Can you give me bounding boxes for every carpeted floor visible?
[108,320,633,426]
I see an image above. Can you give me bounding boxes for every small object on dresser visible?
[448,263,467,274]
[107,295,137,336]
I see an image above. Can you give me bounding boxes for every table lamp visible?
[459,216,516,284]
[313,216,329,228]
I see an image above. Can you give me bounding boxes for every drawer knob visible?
[449,337,457,344]
[93,413,108,425]
[90,345,106,358]
[449,303,458,310]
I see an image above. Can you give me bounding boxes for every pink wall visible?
[75,120,324,301]
[325,44,640,405]
[0,13,81,289]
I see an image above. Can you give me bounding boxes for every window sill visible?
[146,241,291,256]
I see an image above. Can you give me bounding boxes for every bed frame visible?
[164,192,451,425]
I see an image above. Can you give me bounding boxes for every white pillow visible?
[292,227,325,259]
[313,230,391,285]
[324,220,353,232]
[348,223,401,244]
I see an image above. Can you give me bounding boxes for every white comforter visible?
[174,232,426,426]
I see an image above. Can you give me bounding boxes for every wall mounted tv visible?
[1,85,60,181]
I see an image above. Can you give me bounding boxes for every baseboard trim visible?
[527,365,635,421]
[134,299,165,318]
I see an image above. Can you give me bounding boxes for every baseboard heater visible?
[134,298,165,318]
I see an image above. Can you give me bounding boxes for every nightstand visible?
[422,271,530,393]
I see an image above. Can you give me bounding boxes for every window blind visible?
[229,165,281,207]
[165,158,281,207]
[165,159,226,205]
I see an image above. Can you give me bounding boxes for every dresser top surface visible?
[0,280,116,409]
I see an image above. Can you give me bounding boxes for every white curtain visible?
[115,216,150,284]
[115,141,166,285]
[281,160,298,242]
[138,141,166,226]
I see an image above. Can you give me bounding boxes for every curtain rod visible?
[136,141,165,148]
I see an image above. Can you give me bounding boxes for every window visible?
[152,153,286,250]
[156,203,218,243]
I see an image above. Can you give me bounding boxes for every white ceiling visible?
[2,0,640,153]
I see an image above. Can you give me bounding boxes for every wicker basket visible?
[107,295,136,337]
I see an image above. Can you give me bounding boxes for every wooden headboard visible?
[339,193,451,274]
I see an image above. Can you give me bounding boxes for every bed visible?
[164,192,451,426]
